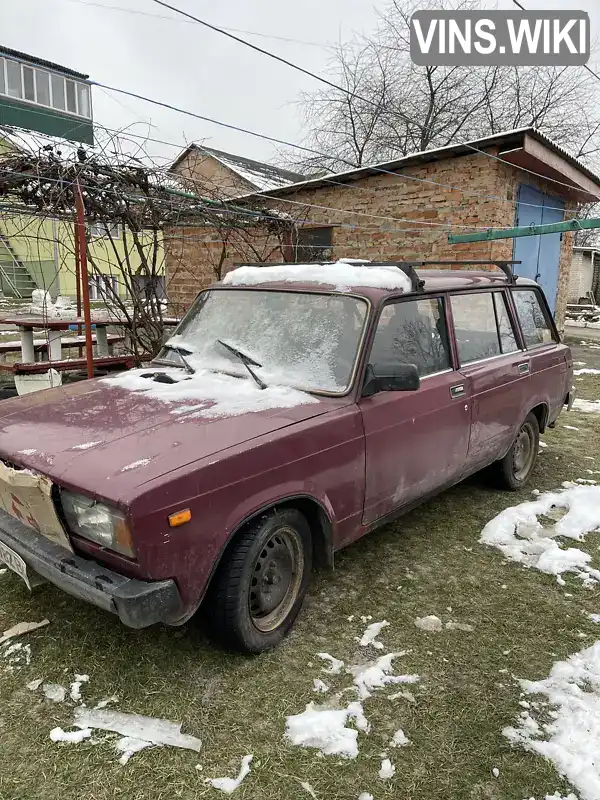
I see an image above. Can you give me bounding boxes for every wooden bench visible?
[0,354,137,375]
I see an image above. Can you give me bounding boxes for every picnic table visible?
[0,313,181,375]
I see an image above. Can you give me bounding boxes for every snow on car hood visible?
[0,371,333,501]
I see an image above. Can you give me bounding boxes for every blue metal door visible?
[513,185,564,314]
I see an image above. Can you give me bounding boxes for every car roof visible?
[214,267,538,302]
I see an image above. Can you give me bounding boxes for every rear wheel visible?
[209,508,312,653]
[491,412,540,490]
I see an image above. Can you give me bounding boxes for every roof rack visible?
[400,260,521,285]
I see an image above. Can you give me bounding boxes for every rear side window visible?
[369,297,451,377]
[512,289,556,348]
[451,291,519,365]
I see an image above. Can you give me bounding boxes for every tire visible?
[209,508,312,653]
[491,412,540,490]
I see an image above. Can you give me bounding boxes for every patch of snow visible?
[588,614,600,623]
[348,652,419,700]
[121,458,151,472]
[480,485,600,586]
[313,679,329,694]
[115,736,153,765]
[573,399,600,414]
[445,621,474,632]
[204,754,253,793]
[50,727,92,744]
[285,701,367,758]
[317,653,344,675]
[74,708,201,751]
[104,367,318,420]
[70,673,89,702]
[71,441,101,450]
[0,568,6,575]
[388,689,416,703]
[540,441,548,449]
[43,683,66,703]
[358,620,389,650]
[95,695,119,709]
[358,794,374,800]
[2,641,31,670]
[504,640,600,800]
[378,758,395,779]
[574,369,600,375]
[300,781,318,798]
[564,425,580,431]
[389,728,410,747]
[26,678,43,691]
[223,262,412,293]
[18,448,37,456]
[492,767,500,778]
[575,361,588,366]
[414,615,443,632]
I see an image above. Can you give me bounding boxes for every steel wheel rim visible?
[513,422,535,480]
[249,525,304,633]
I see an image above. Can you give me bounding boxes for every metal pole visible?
[449,217,600,244]
[74,180,94,379]
[73,213,83,358]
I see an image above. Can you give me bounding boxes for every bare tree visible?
[291,0,600,173]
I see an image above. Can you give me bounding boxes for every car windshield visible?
[158,289,369,394]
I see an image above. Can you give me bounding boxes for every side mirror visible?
[362,362,420,397]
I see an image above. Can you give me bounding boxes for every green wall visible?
[0,97,93,144]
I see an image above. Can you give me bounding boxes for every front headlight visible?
[60,491,136,558]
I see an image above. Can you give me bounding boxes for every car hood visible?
[0,372,343,501]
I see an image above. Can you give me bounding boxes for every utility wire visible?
[149,0,423,133]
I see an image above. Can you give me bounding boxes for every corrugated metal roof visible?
[0,46,89,80]
[232,127,600,199]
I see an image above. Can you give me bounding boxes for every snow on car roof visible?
[222,261,413,293]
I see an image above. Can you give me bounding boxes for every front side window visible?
[369,297,451,377]
[163,290,368,394]
[513,289,555,348]
[451,291,518,365]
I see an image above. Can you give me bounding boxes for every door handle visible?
[517,362,530,375]
[450,384,466,398]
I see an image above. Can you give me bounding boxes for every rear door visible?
[359,296,471,525]
[450,289,527,470]
[511,286,569,421]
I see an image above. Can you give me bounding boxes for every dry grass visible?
[0,344,599,800]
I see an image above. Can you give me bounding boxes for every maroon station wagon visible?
[0,260,575,653]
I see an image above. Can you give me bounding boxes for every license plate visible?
[0,540,33,590]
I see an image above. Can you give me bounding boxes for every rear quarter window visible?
[450,291,519,365]
[512,289,557,348]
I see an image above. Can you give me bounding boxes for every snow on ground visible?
[379,758,396,779]
[389,728,410,747]
[414,615,443,632]
[43,683,66,703]
[204,755,253,794]
[358,620,389,650]
[285,701,368,758]
[70,674,89,702]
[115,737,154,766]
[358,794,374,800]
[573,399,600,414]
[317,653,344,674]
[50,727,92,744]
[504,640,600,800]
[313,679,329,693]
[574,369,600,375]
[348,652,419,700]
[222,262,413,293]
[480,484,600,585]
[1,641,31,671]
[73,708,202,751]
[564,426,580,431]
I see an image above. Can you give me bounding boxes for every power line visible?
[149,0,423,133]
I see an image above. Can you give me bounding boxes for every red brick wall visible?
[166,150,577,329]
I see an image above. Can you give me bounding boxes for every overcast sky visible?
[1,0,599,169]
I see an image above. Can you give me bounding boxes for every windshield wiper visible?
[163,344,195,374]
[216,339,267,390]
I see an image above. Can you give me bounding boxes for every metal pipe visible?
[74,180,94,379]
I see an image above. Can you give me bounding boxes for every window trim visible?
[364,293,454,381]
[448,288,525,367]
[0,56,92,120]
[510,286,560,351]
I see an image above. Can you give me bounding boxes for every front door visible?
[450,289,526,469]
[360,296,471,526]
[513,184,564,314]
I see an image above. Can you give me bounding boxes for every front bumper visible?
[0,509,181,628]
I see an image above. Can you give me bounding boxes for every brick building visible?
[166,128,600,329]
[568,246,600,303]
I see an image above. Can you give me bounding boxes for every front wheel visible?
[491,412,540,490]
[209,508,312,653]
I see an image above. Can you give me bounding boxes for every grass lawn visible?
[0,343,599,800]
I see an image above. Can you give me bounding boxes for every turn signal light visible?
[168,508,192,528]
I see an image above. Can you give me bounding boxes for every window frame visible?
[447,287,525,367]
[364,293,454,383]
[0,56,92,119]
[510,286,560,350]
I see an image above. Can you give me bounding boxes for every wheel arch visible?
[529,402,549,433]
